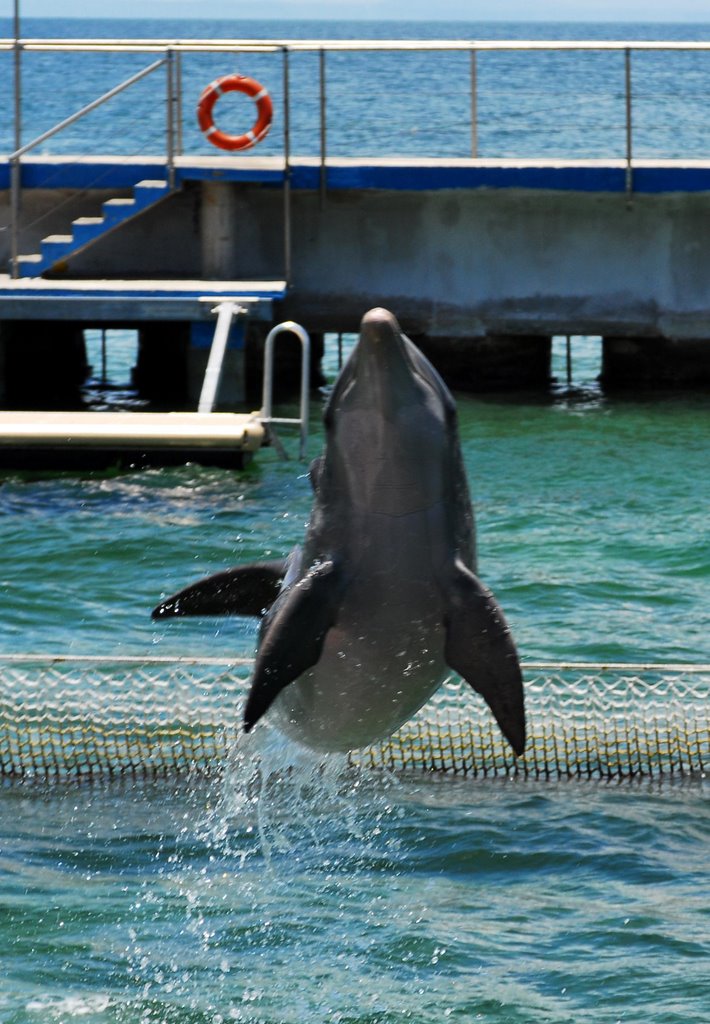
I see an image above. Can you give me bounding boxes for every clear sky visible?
[11,0,710,22]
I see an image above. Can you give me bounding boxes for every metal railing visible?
[6,55,177,278]
[2,36,709,280]
[260,320,311,460]
[1,35,285,279]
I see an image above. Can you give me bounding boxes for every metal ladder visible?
[199,300,310,459]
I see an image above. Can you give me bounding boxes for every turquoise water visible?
[0,335,707,664]
[0,333,708,1021]
[0,771,708,1024]
[1,16,710,1023]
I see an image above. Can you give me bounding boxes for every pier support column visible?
[0,329,6,407]
[0,321,88,409]
[410,334,552,391]
[601,337,710,390]
[133,323,189,406]
[201,183,238,279]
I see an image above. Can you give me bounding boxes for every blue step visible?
[17,179,171,277]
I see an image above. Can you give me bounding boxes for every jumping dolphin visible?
[153,308,525,756]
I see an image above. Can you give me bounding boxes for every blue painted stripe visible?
[175,165,285,186]
[631,166,710,193]
[190,320,246,351]
[0,162,168,191]
[2,158,710,194]
[318,164,626,192]
[1,286,288,300]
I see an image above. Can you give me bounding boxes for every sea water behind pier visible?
[1,17,710,159]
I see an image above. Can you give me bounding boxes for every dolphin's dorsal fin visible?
[151,560,287,619]
[443,560,526,756]
[243,559,345,733]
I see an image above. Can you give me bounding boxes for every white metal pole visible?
[198,302,238,413]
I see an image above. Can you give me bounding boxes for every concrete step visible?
[134,180,170,202]
[15,253,43,273]
[71,216,105,246]
[17,179,172,277]
[39,234,75,266]
[101,197,137,228]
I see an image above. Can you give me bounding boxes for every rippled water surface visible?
[0,330,708,1022]
[0,765,708,1024]
[0,338,707,664]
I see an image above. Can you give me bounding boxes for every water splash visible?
[207,724,403,873]
[117,727,411,1022]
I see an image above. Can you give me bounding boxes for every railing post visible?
[175,49,184,157]
[319,48,327,207]
[10,158,21,280]
[282,46,292,288]
[624,47,633,205]
[10,2,22,279]
[166,47,176,191]
[470,47,478,159]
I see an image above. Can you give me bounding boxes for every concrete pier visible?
[2,156,710,397]
[201,183,241,280]
[133,323,189,406]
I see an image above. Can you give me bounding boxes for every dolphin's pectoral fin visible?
[443,560,526,756]
[308,455,324,493]
[151,560,287,619]
[243,559,345,733]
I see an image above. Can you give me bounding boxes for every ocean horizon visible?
[3,17,710,159]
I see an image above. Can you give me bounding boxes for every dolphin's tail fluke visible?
[151,560,287,619]
[442,560,526,756]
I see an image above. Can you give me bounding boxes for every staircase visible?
[17,179,171,278]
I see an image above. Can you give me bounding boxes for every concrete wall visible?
[5,181,707,343]
[3,165,710,390]
[275,187,710,341]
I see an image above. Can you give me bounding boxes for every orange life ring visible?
[197,74,273,152]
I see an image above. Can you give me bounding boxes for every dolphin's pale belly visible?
[272,612,448,752]
[271,513,451,752]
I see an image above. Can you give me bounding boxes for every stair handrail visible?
[6,57,167,163]
[260,321,310,460]
[8,55,170,279]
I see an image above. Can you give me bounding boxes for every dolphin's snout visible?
[360,307,401,345]
[350,307,418,402]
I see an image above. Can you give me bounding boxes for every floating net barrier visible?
[0,655,707,781]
